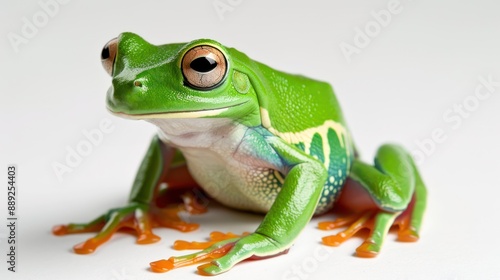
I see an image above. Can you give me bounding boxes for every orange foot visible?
[319,197,419,258]
[173,231,251,250]
[53,191,207,254]
[150,231,250,273]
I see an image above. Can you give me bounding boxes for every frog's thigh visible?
[349,144,415,212]
[346,144,417,256]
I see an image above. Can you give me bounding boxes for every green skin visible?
[65,33,427,275]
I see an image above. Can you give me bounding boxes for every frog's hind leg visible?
[149,158,210,235]
[394,161,427,242]
[320,144,427,257]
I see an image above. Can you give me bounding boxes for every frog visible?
[53,32,427,276]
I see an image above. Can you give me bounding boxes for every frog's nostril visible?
[134,80,142,87]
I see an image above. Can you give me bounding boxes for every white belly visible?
[149,117,282,213]
[182,147,278,212]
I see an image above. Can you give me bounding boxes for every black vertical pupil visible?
[101,46,110,60]
[190,57,217,72]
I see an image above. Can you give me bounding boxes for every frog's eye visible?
[181,45,227,89]
[101,38,118,76]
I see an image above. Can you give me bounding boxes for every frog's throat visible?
[108,106,233,120]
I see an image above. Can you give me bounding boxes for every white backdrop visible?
[1,0,500,279]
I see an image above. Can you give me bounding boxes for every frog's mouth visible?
[108,102,246,120]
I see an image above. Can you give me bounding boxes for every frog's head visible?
[103,32,261,126]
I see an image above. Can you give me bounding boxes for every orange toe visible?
[355,241,380,258]
[137,232,161,244]
[73,240,98,254]
[397,228,419,242]
[52,225,68,236]
[150,259,175,273]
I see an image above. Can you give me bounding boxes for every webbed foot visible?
[319,196,420,258]
[53,192,206,254]
[150,232,286,275]
[173,231,250,250]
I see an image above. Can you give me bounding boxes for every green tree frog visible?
[53,33,427,276]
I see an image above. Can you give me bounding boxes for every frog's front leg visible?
[321,144,427,257]
[151,135,327,275]
[53,135,204,254]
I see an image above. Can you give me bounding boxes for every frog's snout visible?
[106,77,146,115]
[106,85,120,113]
[106,81,130,114]
[101,38,118,76]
